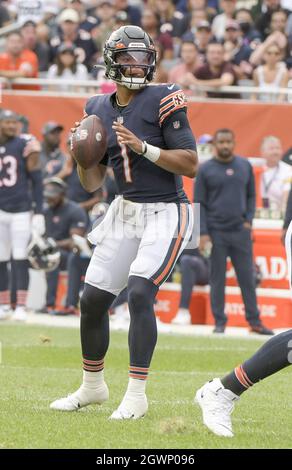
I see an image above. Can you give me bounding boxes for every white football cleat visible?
[50,383,109,411]
[11,306,27,322]
[195,378,239,437]
[0,305,11,320]
[171,308,191,325]
[109,394,148,420]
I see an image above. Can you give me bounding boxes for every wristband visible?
[141,141,160,163]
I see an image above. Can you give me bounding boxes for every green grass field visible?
[0,323,291,449]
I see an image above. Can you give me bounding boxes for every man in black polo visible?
[40,177,88,313]
[195,128,273,335]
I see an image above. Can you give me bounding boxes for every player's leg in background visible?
[209,231,229,332]
[9,259,17,311]
[44,250,67,311]
[53,252,90,315]
[109,202,193,420]
[195,329,292,437]
[172,254,209,325]
[10,211,32,321]
[0,210,12,319]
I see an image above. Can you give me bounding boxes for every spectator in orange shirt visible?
[0,31,39,90]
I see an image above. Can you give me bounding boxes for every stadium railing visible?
[1,77,292,101]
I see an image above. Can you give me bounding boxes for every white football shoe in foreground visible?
[110,394,148,420]
[0,305,11,320]
[50,383,109,411]
[195,378,239,437]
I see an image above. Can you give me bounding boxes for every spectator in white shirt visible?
[47,44,89,91]
[260,135,292,212]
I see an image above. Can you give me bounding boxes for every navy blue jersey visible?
[0,134,34,213]
[44,200,88,240]
[85,84,195,203]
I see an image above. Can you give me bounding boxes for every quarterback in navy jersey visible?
[50,25,198,419]
[0,110,43,322]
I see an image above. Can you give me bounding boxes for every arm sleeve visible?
[246,163,256,223]
[284,184,292,229]
[194,168,209,235]
[162,110,197,151]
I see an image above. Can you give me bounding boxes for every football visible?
[70,115,107,169]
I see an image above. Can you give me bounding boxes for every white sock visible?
[125,377,147,397]
[82,370,105,390]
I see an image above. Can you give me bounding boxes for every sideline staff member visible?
[195,128,273,335]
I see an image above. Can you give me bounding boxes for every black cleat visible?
[213,325,226,334]
[250,324,274,336]
[36,306,55,314]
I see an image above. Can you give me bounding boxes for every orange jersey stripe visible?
[153,204,188,286]
[159,103,187,126]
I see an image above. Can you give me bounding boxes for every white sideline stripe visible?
[3,313,286,340]
[160,283,292,299]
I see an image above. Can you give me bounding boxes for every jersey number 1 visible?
[119,143,132,183]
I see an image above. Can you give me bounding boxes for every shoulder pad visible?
[85,94,105,115]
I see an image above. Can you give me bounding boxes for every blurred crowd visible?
[0,0,292,99]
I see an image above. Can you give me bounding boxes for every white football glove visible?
[31,214,46,236]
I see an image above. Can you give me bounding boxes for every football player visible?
[0,109,44,321]
[50,25,198,419]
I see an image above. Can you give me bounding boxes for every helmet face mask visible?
[103,26,157,89]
